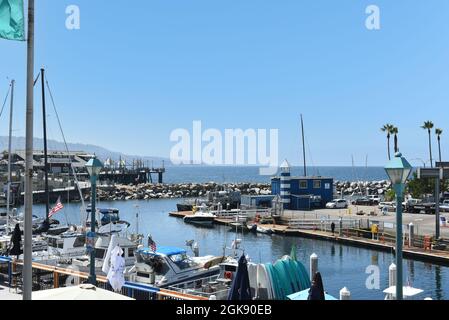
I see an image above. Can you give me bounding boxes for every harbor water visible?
[162,166,389,184]
[21,198,449,300]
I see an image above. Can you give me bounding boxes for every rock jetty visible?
[84,180,392,202]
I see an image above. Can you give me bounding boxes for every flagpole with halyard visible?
[23,0,35,301]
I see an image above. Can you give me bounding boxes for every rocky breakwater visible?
[334,180,392,196]
[87,182,272,201]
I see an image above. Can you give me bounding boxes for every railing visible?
[212,208,271,219]
[0,258,208,300]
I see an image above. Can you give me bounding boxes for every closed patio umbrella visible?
[308,272,325,301]
[107,245,126,292]
[227,254,251,301]
[9,224,22,258]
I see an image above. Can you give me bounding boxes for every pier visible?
[169,205,449,266]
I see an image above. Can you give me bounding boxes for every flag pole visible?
[6,79,14,235]
[23,0,35,301]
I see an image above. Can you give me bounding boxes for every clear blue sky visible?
[1,0,449,166]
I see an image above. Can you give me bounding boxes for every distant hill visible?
[0,136,169,166]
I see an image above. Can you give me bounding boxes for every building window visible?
[313,180,321,189]
[300,181,307,189]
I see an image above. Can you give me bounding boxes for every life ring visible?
[224,271,233,280]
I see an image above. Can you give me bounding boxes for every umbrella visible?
[308,272,325,300]
[102,234,118,274]
[9,224,22,257]
[227,254,251,300]
[32,284,134,300]
[107,245,126,292]
[287,289,338,301]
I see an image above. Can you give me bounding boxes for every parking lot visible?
[284,204,449,238]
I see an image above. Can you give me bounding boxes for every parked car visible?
[367,195,382,205]
[351,197,373,206]
[378,202,396,212]
[326,199,348,209]
[440,200,449,213]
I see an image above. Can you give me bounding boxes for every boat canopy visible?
[138,246,187,256]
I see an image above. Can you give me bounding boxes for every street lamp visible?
[384,152,412,300]
[85,155,103,285]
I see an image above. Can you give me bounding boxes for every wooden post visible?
[53,271,59,288]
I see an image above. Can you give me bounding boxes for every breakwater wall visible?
[86,180,392,202]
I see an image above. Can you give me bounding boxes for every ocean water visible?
[162,166,388,184]
[24,199,449,300]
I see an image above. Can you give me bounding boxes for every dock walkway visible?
[169,210,449,266]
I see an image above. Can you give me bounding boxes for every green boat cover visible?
[264,256,311,300]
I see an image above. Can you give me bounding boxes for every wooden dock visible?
[169,211,449,266]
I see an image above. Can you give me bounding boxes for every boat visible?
[72,234,138,272]
[183,204,216,226]
[176,189,241,212]
[130,246,228,288]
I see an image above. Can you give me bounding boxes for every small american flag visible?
[148,235,157,252]
[49,197,64,218]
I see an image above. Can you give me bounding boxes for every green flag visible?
[0,0,25,41]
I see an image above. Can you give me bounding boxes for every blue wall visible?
[271,177,334,210]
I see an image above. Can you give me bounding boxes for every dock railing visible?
[212,208,271,219]
[0,258,208,300]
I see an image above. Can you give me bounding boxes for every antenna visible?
[301,114,307,176]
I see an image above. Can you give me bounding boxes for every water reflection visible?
[20,199,449,300]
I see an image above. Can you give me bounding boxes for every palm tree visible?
[391,126,399,153]
[436,128,443,164]
[381,124,394,160]
[421,121,434,167]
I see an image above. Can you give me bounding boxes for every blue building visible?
[271,160,334,210]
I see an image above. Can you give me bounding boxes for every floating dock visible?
[169,210,449,266]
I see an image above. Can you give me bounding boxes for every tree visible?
[381,124,394,160]
[407,172,434,199]
[391,127,399,153]
[436,128,443,164]
[421,121,434,167]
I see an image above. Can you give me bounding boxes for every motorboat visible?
[130,246,227,288]
[72,234,138,272]
[183,204,216,226]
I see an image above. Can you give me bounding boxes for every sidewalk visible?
[0,285,22,300]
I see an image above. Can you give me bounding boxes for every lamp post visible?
[85,156,103,285]
[384,152,412,300]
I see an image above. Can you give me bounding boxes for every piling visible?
[389,263,396,287]
[340,287,351,300]
[409,223,414,247]
[310,253,318,282]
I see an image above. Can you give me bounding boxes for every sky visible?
[1,0,449,167]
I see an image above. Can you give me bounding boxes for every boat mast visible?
[6,79,15,233]
[301,114,307,176]
[41,68,50,222]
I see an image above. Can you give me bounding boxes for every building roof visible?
[280,159,291,169]
[272,176,333,180]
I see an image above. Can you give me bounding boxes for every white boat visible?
[183,204,216,226]
[130,246,227,288]
[72,234,138,272]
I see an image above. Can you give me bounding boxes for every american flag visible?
[148,235,157,252]
[49,197,64,218]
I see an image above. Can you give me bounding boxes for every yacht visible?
[129,246,228,288]
[183,204,216,226]
[71,234,138,272]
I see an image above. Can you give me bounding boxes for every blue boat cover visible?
[138,246,186,256]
